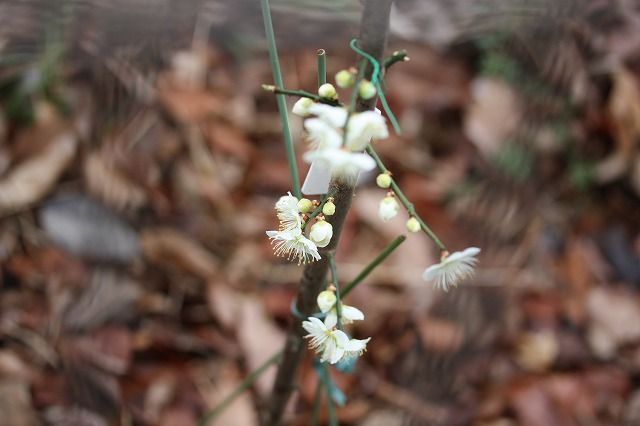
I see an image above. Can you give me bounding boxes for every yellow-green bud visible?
[376,173,392,188]
[358,80,377,100]
[297,198,313,213]
[335,69,355,88]
[322,200,336,216]
[406,217,421,233]
[318,83,337,100]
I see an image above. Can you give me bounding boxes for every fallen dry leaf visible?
[193,361,258,426]
[140,228,218,280]
[0,132,76,216]
[464,77,523,158]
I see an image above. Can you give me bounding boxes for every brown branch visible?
[262,1,394,425]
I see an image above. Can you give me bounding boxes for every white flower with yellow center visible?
[266,227,320,265]
[345,111,389,152]
[317,290,364,327]
[422,247,481,291]
[342,337,371,360]
[303,147,375,180]
[302,317,349,364]
[275,192,302,231]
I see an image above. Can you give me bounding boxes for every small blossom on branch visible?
[422,247,481,291]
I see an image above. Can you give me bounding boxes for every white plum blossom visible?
[342,337,370,360]
[309,219,333,248]
[292,97,314,116]
[326,304,363,328]
[302,317,349,364]
[266,227,320,265]
[378,195,399,221]
[422,247,481,291]
[275,192,302,231]
[316,290,364,327]
[308,104,347,128]
[303,147,375,180]
[304,118,342,150]
[345,111,389,151]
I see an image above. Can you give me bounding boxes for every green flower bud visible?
[318,83,337,100]
[358,80,377,100]
[376,173,392,188]
[322,200,336,216]
[406,217,421,233]
[297,198,313,213]
[335,69,355,88]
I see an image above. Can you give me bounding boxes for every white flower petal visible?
[304,118,342,150]
[345,111,389,151]
[422,247,481,291]
[308,104,348,128]
[341,305,364,323]
[324,312,338,329]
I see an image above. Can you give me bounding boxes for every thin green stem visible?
[320,364,338,426]
[264,86,341,106]
[366,146,447,251]
[384,50,409,71]
[310,380,323,426]
[260,0,301,198]
[317,49,327,87]
[341,235,406,298]
[327,253,343,330]
[198,350,282,426]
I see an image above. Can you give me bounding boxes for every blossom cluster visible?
[265,193,334,264]
[293,99,389,180]
[302,289,370,364]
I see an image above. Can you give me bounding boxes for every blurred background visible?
[1,0,640,425]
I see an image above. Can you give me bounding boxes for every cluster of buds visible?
[303,287,370,364]
[266,194,338,263]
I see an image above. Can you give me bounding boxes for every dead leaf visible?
[237,296,285,397]
[193,361,258,426]
[140,228,218,280]
[0,132,76,216]
[464,77,522,157]
[84,151,147,211]
[587,287,640,358]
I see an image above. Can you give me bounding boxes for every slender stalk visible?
[341,235,406,298]
[320,364,338,426]
[384,50,409,70]
[327,253,343,330]
[366,146,447,251]
[317,49,327,86]
[264,86,341,106]
[310,380,323,426]
[260,0,301,198]
[263,2,394,424]
[197,351,282,426]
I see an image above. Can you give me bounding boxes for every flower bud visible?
[335,69,355,88]
[317,290,337,313]
[318,83,338,100]
[309,219,333,248]
[358,80,377,100]
[297,198,313,213]
[292,97,314,117]
[378,195,399,222]
[322,200,336,216]
[376,173,392,188]
[406,217,421,233]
